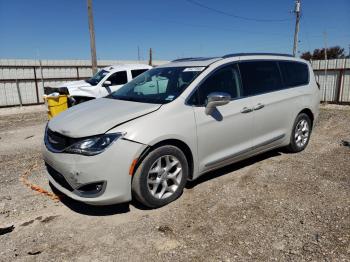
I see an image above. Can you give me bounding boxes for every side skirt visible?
[203,134,285,170]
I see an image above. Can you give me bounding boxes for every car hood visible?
[57,80,92,89]
[57,80,97,97]
[48,98,161,138]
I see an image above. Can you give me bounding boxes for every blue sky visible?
[0,0,349,60]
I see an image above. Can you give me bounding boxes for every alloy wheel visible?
[147,155,182,199]
[294,119,310,148]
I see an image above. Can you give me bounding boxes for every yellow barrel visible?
[44,95,68,119]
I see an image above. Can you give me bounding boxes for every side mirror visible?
[103,80,111,87]
[205,92,231,115]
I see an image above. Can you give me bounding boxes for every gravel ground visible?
[0,105,349,261]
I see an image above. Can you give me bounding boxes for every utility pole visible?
[292,0,301,57]
[87,0,97,74]
[137,46,140,61]
[36,50,45,90]
[39,59,45,91]
[148,48,153,66]
[323,31,328,103]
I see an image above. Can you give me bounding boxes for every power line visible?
[185,0,292,22]
[140,16,291,37]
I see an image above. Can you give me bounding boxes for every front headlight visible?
[64,133,124,156]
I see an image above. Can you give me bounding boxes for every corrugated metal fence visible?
[0,58,349,107]
[311,59,350,103]
[0,59,167,107]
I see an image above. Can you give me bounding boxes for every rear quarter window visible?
[239,61,283,96]
[279,61,309,87]
[107,71,128,85]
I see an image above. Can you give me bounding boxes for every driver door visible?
[100,71,128,97]
[191,64,255,174]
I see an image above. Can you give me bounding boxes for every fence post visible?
[324,59,329,103]
[16,79,23,107]
[76,66,80,79]
[39,60,45,92]
[336,69,344,103]
[33,66,40,104]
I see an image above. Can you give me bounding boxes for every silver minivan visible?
[43,53,320,208]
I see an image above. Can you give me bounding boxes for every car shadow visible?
[51,149,282,215]
[186,149,282,189]
[49,183,130,216]
[61,198,130,216]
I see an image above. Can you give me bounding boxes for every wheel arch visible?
[132,139,194,180]
[298,108,314,128]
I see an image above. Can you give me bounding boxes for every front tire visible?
[132,145,188,208]
[286,113,312,153]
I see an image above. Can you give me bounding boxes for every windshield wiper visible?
[86,79,98,86]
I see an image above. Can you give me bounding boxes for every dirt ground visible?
[0,105,349,261]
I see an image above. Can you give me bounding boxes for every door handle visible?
[240,107,253,113]
[253,103,265,110]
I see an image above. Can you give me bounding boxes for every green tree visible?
[301,46,347,60]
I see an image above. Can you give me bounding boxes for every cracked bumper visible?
[42,139,147,205]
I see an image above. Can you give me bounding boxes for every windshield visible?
[86,69,109,86]
[108,67,204,104]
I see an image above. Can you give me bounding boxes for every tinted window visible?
[107,71,128,85]
[191,64,241,106]
[131,69,148,78]
[86,69,109,86]
[239,61,283,96]
[279,61,309,87]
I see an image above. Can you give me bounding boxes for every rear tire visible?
[132,145,188,208]
[286,113,312,153]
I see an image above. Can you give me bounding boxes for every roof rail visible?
[222,53,294,59]
[171,57,219,62]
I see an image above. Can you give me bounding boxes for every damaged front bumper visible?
[42,138,147,205]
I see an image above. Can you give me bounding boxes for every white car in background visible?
[50,64,152,105]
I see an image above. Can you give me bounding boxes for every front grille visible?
[46,129,78,152]
[46,164,74,192]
